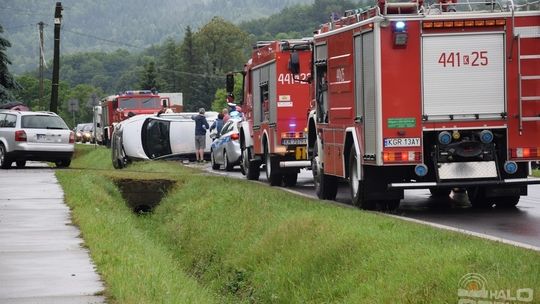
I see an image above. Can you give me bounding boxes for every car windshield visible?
[140,97,161,109]
[22,115,69,129]
[82,124,93,131]
[118,97,161,109]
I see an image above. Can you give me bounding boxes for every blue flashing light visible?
[438,131,452,145]
[480,130,494,144]
[504,161,518,174]
[395,21,406,32]
[415,164,428,177]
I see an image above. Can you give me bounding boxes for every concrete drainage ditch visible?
[114,178,175,213]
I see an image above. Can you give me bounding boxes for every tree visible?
[0,24,20,102]
[139,60,159,90]
[158,37,182,92]
[179,26,200,111]
[192,18,249,111]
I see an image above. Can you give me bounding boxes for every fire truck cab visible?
[229,40,313,186]
[98,90,164,146]
[300,0,540,210]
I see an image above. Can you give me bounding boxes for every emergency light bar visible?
[423,19,505,29]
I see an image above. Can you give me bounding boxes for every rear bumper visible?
[7,150,73,162]
[388,177,540,189]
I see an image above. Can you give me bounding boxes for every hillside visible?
[0,0,313,74]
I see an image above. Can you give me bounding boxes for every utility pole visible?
[50,2,62,113]
[38,21,45,109]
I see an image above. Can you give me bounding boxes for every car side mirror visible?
[210,133,219,140]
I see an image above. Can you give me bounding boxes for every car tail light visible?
[511,147,539,159]
[231,133,240,140]
[15,130,27,142]
[69,131,75,143]
[383,151,421,163]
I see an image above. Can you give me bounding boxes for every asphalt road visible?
[200,163,540,249]
[0,163,105,304]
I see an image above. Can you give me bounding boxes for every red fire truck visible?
[227,40,313,186]
[98,90,165,146]
[293,0,540,210]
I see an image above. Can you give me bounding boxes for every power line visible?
[62,28,145,49]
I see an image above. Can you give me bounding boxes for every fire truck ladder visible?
[516,22,540,133]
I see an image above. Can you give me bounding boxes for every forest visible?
[1,0,365,127]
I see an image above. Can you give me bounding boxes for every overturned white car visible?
[111,112,218,169]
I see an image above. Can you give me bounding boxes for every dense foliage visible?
[0,24,19,102]
[7,0,370,123]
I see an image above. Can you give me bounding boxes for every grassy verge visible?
[57,145,540,303]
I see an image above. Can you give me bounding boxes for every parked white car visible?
[0,110,74,169]
[111,112,218,168]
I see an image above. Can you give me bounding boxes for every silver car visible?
[210,118,242,171]
[0,110,74,169]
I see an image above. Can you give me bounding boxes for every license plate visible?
[282,138,307,146]
[37,134,49,141]
[384,137,421,147]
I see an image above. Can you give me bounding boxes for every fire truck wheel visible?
[429,188,451,197]
[348,147,376,210]
[312,144,337,199]
[283,173,298,187]
[493,196,520,208]
[243,147,260,180]
[224,150,234,171]
[265,153,282,186]
[211,151,220,170]
[467,187,494,208]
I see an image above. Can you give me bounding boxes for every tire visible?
[429,188,451,197]
[211,150,220,170]
[349,146,376,210]
[494,196,520,208]
[243,147,259,180]
[283,173,298,187]
[16,160,26,169]
[265,145,282,186]
[224,150,234,171]
[312,142,337,200]
[467,187,493,208]
[55,159,71,168]
[112,134,127,169]
[0,144,12,169]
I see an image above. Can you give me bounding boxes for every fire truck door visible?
[422,33,505,119]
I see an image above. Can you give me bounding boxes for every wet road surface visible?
[0,163,105,304]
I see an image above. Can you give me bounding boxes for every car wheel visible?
[211,150,220,170]
[224,150,234,171]
[16,160,26,169]
[55,159,71,168]
[494,196,520,208]
[265,147,282,186]
[243,147,259,180]
[283,173,298,187]
[429,188,451,197]
[349,146,376,210]
[467,187,493,208]
[312,142,337,200]
[0,144,12,169]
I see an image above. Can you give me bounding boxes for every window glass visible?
[4,114,16,128]
[21,115,68,129]
[0,113,6,127]
[220,122,232,135]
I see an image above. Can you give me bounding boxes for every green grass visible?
[57,146,540,303]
